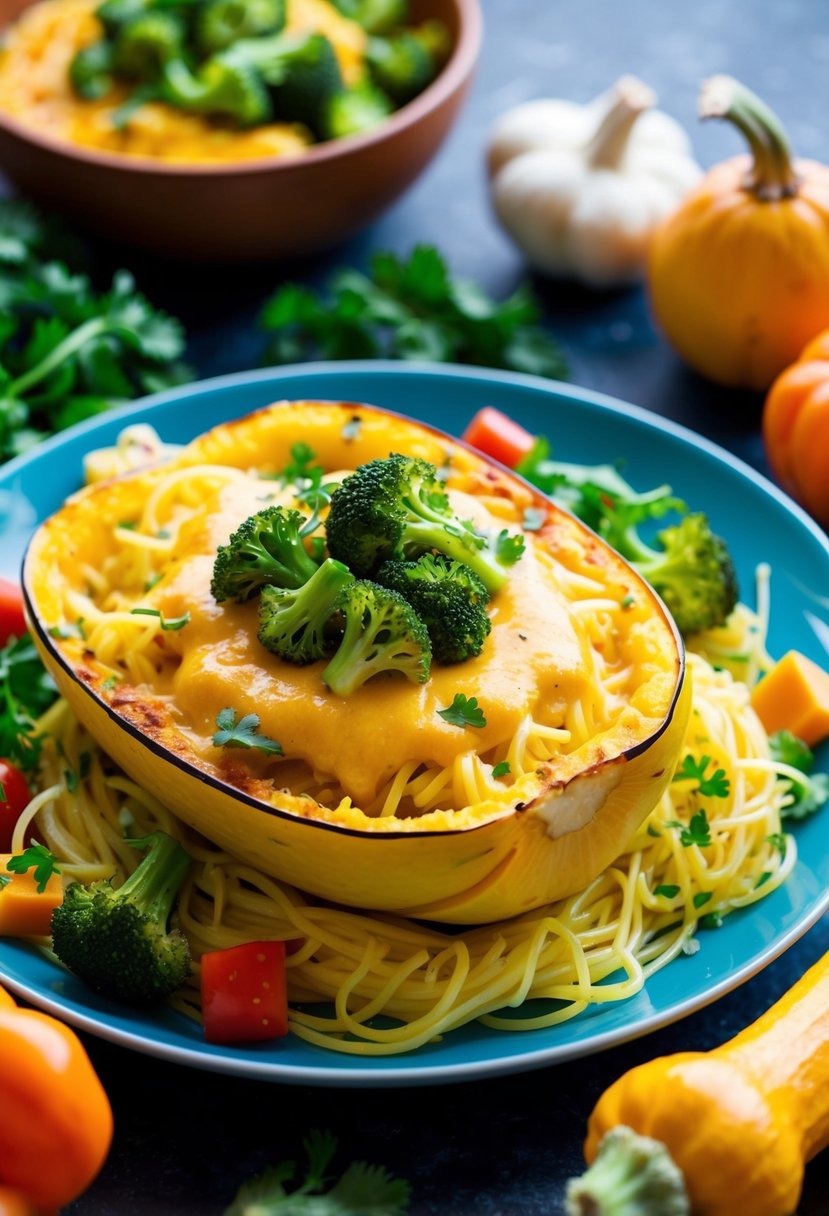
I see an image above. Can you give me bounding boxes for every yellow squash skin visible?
[584,951,829,1216]
[24,400,689,924]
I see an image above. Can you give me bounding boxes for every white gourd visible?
[487,76,702,288]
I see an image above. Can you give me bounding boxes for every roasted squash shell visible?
[23,401,690,924]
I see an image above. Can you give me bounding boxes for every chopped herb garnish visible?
[621,594,635,609]
[766,832,788,857]
[495,529,525,566]
[646,825,661,838]
[213,708,283,756]
[117,519,138,530]
[49,618,85,641]
[130,607,190,631]
[755,871,773,889]
[101,674,119,691]
[654,884,680,899]
[281,442,323,488]
[438,694,487,729]
[7,843,60,893]
[65,768,78,793]
[699,911,723,931]
[144,572,163,592]
[666,809,712,849]
[672,754,730,799]
[693,891,713,909]
[492,761,511,778]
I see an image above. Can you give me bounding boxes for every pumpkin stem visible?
[586,76,656,170]
[564,1126,691,1216]
[699,75,798,200]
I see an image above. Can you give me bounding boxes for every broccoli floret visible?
[366,32,435,106]
[319,79,392,141]
[322,579,431,695]
[195,0,286,55]
[517,443,738,638]
[265,32,343,134]
[376,554,491,663]
[332,0,408,35]
[95,0,148,38]
[258,557,354,664]
[69,39,115,99]
[325,454,520,595]
[623,513,739,637]
[50,831,192,1006]
[112,12,184,81]
[211,506,320,603]
[162,53,272,124]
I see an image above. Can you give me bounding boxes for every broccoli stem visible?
[565,1127,690,1216]
[402,521,507,595]
[120,832,192,927]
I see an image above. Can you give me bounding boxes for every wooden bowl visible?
[0,0,482,261]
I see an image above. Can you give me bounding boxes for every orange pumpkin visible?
[649,76,829,391]
[762,329,829,528]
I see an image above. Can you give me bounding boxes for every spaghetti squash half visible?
[23,400,690,923]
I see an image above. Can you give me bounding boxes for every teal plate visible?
[0,362,827,1087]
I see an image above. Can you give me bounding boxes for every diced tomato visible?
[0,580,27,647]
[0,762,32,854]
[201,940,289,1045]
[462,407,537,469]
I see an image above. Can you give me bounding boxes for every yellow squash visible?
[649,76,829,390]
[24,400,689,924]
[574,948,829,1216]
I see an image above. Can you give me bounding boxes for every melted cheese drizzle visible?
[53,459,670,820]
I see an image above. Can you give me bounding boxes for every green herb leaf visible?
[672,754,730,799]
[699,911,723,931]
[495,529,525,566]
[437,694,487,729]
[766,832,788,857]
[213,708,283,756]
[693,891,712,909]
[654,884,680,899]
[7,843,61,894]
[0,634,57,771]
[492,761,511,778]
[130,607,190,631]
[666,810,712,849]
[769,731,829,821]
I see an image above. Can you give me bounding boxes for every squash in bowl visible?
[22,400,690,924]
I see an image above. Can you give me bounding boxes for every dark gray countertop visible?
[3,0,829,1211]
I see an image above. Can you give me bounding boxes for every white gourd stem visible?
[585,76,656,170]
[699,74,799,200]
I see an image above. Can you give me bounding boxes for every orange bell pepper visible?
[0,1003,113,1209]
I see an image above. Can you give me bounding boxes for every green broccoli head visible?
[376,553,491,664]
[69,40,114,99]
[319,80,392,141]
[211,505,320,603]
[112,11,184,81]
[322,579,431,696]
[258,557,354,664]
[366,32,435,106]
[332,0,407,35]
[50,831,192,1006]
[195,0,286,55]
[265,32,343,133]
[632,513,739,637]
[325,453,520,595]
[162,54,272,125]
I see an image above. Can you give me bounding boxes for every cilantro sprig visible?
[261,246,567,380]
[665,809,713,849]
[0,199,190,463]
[672,754,730,800]
[224,1129,410,1216]
[213,709,283,756]
[437,694,487,729]
[769,730,829,821]
[6,843,61,893]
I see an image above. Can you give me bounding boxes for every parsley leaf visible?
[260,246,567,381]
[213,709,283,756]
[0,634,57,771]
[0,201,190,464]
[495,529,525,566]
[437,694,487,729]
[7,843,61,893]
[654,884,680,899]
[492,761,511,778]
[672,754,730,799]
[769,730,829,821]
[666,809,712,849]
[224,1129,410,1216]
[693,891,712,909]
